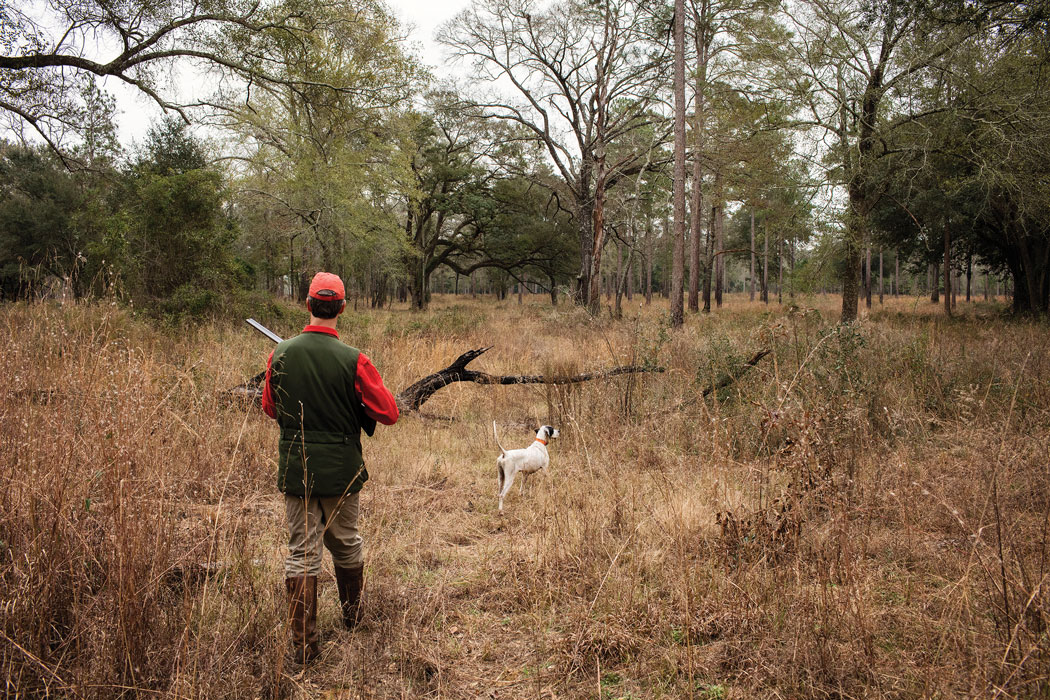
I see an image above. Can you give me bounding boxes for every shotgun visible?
[247,318,376,436]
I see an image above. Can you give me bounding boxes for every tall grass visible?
[1,294,1047,698]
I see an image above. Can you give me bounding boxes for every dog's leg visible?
[498,465,517,514]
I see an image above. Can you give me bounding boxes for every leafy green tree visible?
[773,0,973,321]
[102,119,247,319]
[872,31,1050,314]
[224,1,420,300]
[0,144,83,298]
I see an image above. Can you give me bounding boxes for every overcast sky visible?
[390,0,472,63]
[111,0,473,144]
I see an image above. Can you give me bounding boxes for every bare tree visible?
[440,0,670,313]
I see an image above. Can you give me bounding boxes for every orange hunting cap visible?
[308,271,345,301]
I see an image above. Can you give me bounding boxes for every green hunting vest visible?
[270,331,367,497]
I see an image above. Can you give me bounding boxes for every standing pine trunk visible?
[714,200,724,308]
[931,262,940,303]
[865,245,872,309]
[702,205,713,312]
[944,222,952,317]
[762,224,769,304]
[688,2,708,314]
[966,250,972,302]
[626,254,633,301]
[777,235,783,305]
[895,251,899,296]
[879,249,884,304]
[750,209,756,302]
[645,219,653,305]
[670,0,687,328]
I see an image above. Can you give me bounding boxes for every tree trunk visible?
[574,158,595,307]
[966,251,972,302]
[840,230,861,321]
[587,141,608,314]
[878,249,884,304]
[749,209,756,302]
[645,219,653,305]
[762,224,769,304]
[702,204,713,312]
[931,262,940,304]
[777,235,783,305]
[864,245,872,309]
[688,8,707,314]
[944,222,952,317]
[626,253,633,301]
[613,242,623,318]
[714,202,724,308]
[839,60,883,323]
[895,251,899,297]
[410,267,430,311]
[670,0,687,328]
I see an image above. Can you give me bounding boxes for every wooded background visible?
[1,0,1047,320]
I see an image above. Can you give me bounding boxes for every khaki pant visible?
[284,491,362,577]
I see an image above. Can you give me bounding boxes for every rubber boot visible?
[285,575,320,665]
[334,564,364,630]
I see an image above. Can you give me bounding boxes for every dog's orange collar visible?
[534,438,547,445]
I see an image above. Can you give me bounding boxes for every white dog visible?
[493,422,559,513]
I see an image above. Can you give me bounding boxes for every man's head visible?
[307,272,346,320]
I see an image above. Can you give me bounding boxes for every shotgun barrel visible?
[246,318,283,344]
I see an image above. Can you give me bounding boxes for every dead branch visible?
[226,347,665,413]
[395,347,665,411]
[701,349,771,398]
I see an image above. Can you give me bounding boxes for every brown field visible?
[2,293,1048,699]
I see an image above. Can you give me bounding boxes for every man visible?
[261,271,399,665]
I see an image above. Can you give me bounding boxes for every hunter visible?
[261,271,399,665]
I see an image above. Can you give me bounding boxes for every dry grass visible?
[2,292,1048,699]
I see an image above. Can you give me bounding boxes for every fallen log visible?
[668,348,771,412]
[226,348,666,413]
[700,349,771,398]
[395,347,665,411]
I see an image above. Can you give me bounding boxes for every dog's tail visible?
[492,420,507,456]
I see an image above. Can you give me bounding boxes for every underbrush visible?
[1,294,1047,698]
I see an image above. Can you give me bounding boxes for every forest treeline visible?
[1,0,1048,319]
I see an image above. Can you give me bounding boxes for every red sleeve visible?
[262,350,277,419]
[355,353,399,425]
